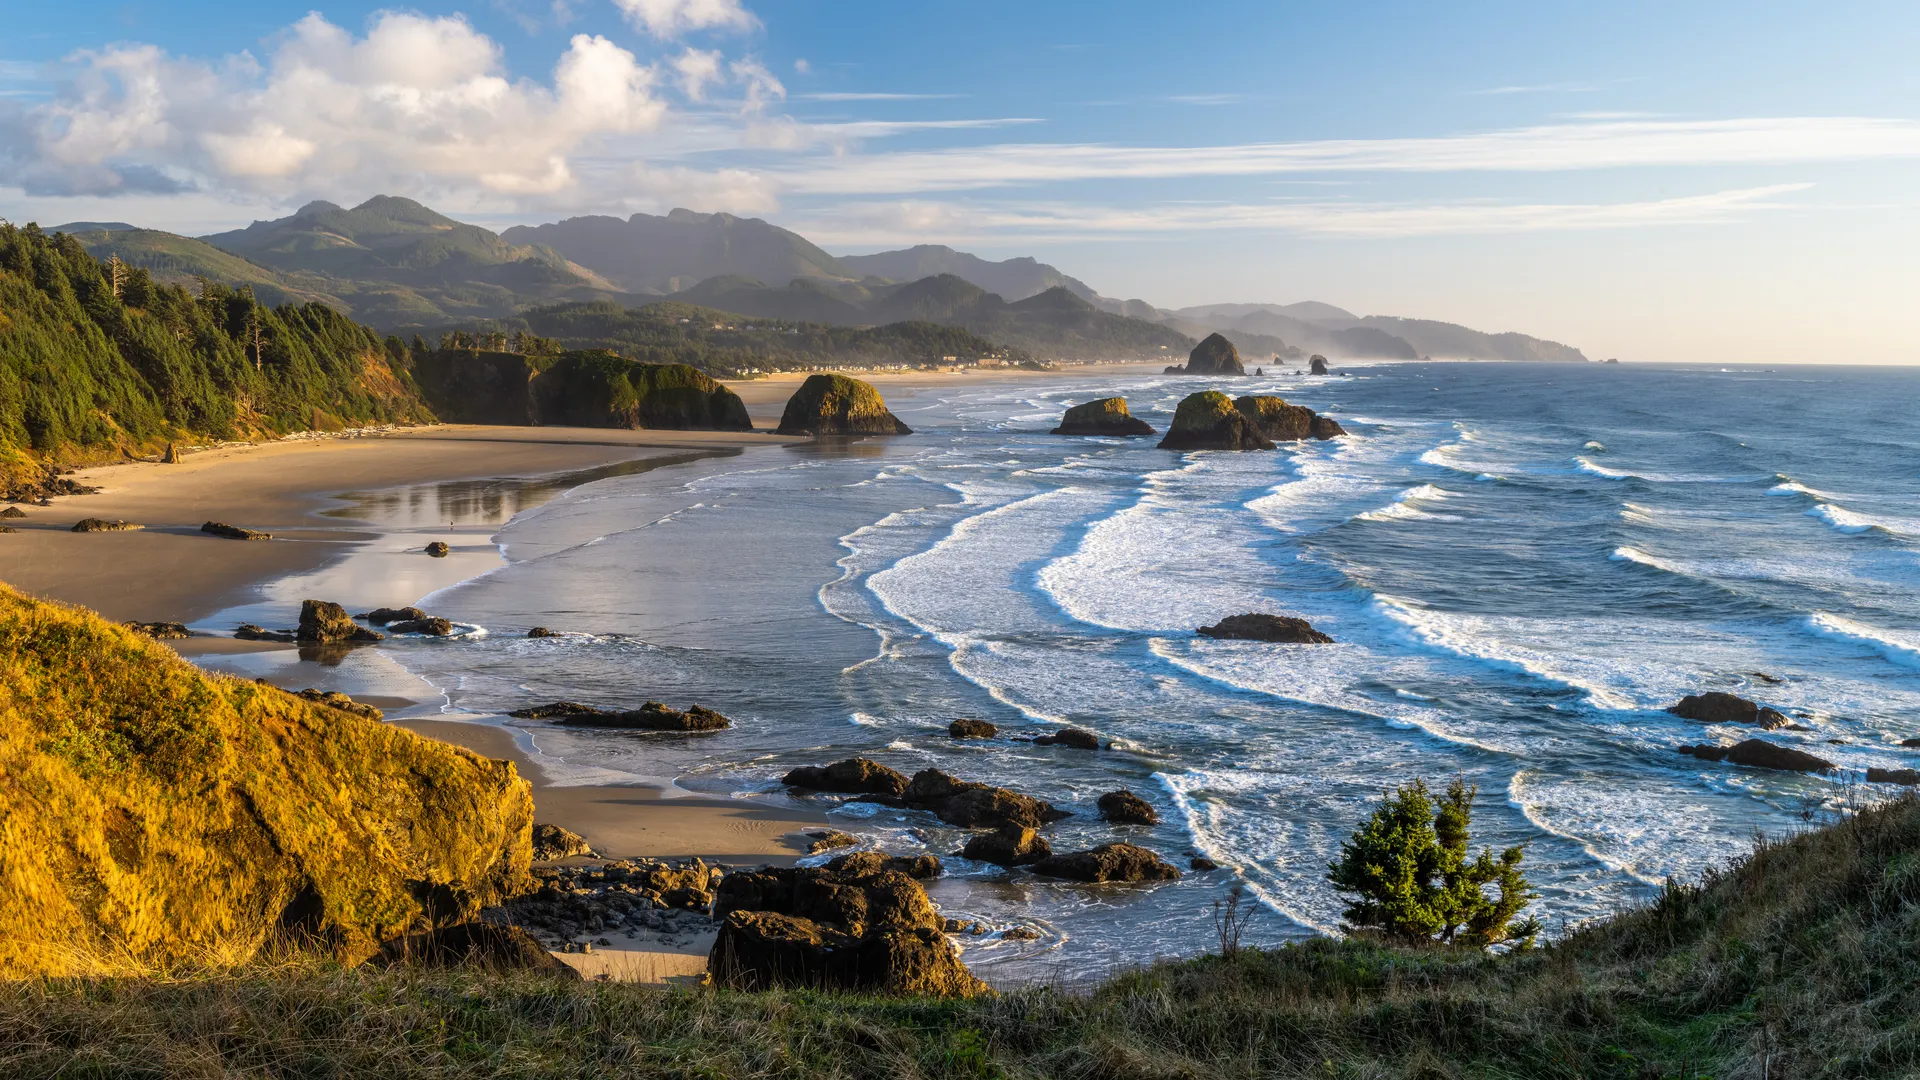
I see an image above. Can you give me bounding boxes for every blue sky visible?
[3,0,1918,363]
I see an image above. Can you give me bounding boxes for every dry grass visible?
[0,583,535,977]
[3,794,1916,1078]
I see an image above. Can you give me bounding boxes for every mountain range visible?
[51,195,1588,365]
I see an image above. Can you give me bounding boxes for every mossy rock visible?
[775,374,912,436]
[1233,395,1346,441]
[0,583,534,977]
[1158,391,1275,451]
[1185,333,1246,376]
[1052,397,1154,436]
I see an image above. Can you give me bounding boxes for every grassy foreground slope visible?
[3,781,1915,1076]
[0,585,534,978]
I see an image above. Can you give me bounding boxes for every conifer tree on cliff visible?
[1327,777,1540,948]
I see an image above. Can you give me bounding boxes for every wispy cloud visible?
[1168,93,1242,106]
[798,92,963,101]
[793,185,1815,245]
[1470,81,1602,96]
[770,118,1920,195]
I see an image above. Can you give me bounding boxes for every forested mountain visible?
[501,209,847,295]
[660,274,1194,361]
[443,300,1013,376]
[193,197,621,327]
[836,246,1097,302]
[0,222,429,486]
[51,225,340,309]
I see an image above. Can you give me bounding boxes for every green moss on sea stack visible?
[1185,333,1247,376]
[775,374,913,436]
[1233,395,1347,441]
[1052,397,1154,436]
[1158,391,1275,451]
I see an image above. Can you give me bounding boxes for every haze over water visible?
[358,361,1919,981]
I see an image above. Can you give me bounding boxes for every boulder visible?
[162,442,179,464]
[294,689,384,721]
[125,621,192,639]
[1190,856,1220,871]
[1034,727,1100,750]
[949,718,998,739]
[371,923,578,978]
[708,862,987,995]
[1185,333,1247,376]
[1678,739,1836,773]
[0,526,14,534]
[1,506,27,518]
[531,823,597,861]
[509,701,605,720]
[1868,768,1920,786]
[1905,738,1920,749]
[555,702,732,732]
[201,521,272,541]
[387,617,456,637]
[784,758,911,796]
[1098,790,1159,825]
[960,824,1051,866]
[297,600,381,644]
[893,768,1068,829]
[806,829,860,854]
[71,518,142,532]
[775,374,912,436]
[1051,398,1155,436]
[1233,395,1347,441]
[425,542,451,557]
[826,851,943,880]
[234,623,296,643]
[526,627,561,638]
[360,607,427,626]
[1197,613,1333,644]
[1032,842,1182,883]
[1158,391,1275,452]
[1668,692,1791,730]
[1309,355,1330,376]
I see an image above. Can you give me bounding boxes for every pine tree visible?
[1327,777,1540,948]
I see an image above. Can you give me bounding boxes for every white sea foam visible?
[1584,441,1606,451]
[1574,457,1766,484]
[1767,478,1826,498]
[1611,546,1686,575]
[1804,613,1920,669]
[1354,484,1464,524]
[1806,502,1917,538]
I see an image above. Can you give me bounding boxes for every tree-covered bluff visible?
[0,222,431,486]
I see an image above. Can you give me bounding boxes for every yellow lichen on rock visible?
[0,583,533,977]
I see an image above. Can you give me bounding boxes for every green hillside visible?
[0,221,430,489]
[53,227,338,310]
[664,274,1195,361]
[437,299,1015,376]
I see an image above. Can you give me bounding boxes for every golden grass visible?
[0,583,534,977]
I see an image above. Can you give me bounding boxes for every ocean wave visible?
[1574,457,1767,484]
[1803,613,1920,669]
[1767,477,1827,499]
[1610,546,1686,576]
[1368,596,1652,711]
[1353,484,1464,524]
[1807,502,1914,538]
[1584,441,1605,451]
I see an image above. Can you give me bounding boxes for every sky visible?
[2,0,1918,364]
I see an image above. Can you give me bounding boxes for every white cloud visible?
[612,0,757,38]
[729,58,784,114]
[673,47,723,101]
[790,185,1815,244]
[769,118,1920,195]
[798,92,963,101]
[1470,81,1602,96]
[792,58,810,75]
[6,13,666,199]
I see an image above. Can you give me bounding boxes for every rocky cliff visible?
[775,374,913,436]
[409,349,751,430]
[0,583,534,977]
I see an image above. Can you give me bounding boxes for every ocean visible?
[202,360,1920,983]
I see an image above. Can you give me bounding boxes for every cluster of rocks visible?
[709,854,985,995]
[1157,392,1347,452]
[293,688,384,721]
[509,700,733,732]
[783,758,1188,882]
[201,521,272,541]
[500,858,725,955]
[1664,690,1920,781]
[2,464,98,504]
[71,517,142,533]
[235,623,296,643]
[233,600,480,647]
[1198,613,1334,644]
[125,620,193,639]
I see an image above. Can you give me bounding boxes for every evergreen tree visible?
[1327,777,1540,948]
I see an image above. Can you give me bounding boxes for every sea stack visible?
[1158,391,1275,451]
[775,374,913,436]
[1233,396,1347,441]
[1309,354,1330,376]
[1051,397,1154,436]
[1184,333,1247,376]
